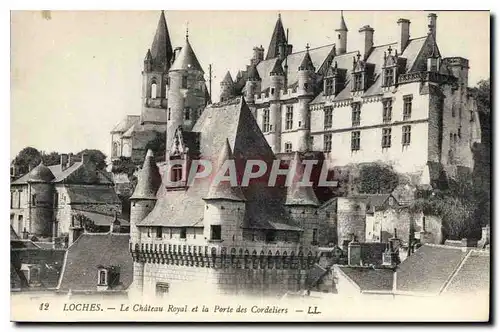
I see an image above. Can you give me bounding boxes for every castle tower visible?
[166,33,206,156]
[266,14,287,60]
[268,60,285,152]
[130,149,162,243]
[141,11,174,125]
[26,162,55,237]
[296,45,316,152]
[285,152,320,246]
[129,149,161,296]
[219,71,234,102]
[335,11,348,55]
[245,63,262,104]
[202,139,246,243]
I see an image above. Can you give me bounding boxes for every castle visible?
[124,11,483,298]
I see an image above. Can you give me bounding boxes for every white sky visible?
[10,10,490,159]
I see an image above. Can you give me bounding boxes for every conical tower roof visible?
[266,14,287,60]
[247,63,261,81]
[298,47,315,71]
[221,71,234,84]
[336,11,348,32]
[170,37,204,73]
[270,59,285,76]
[28,161,55,183]
[285,152,319,206]
[131,149,162,200]
[204,139,246,202]
[150,11,173,71]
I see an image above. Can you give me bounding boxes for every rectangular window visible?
[384,68,394,86]
[210,225,222,241]
[265,230,276,243]
[324,106,333,129]
[353,74,363,91]
[382,128,392,148]
[312,228,318,244]
[98,270,107,285]
[451,105,456,117]
[284,142,293,153]
[324,134,332,153]
[285,106,293,130]
[351,131,361,151]
[18,190,22,207]
[325,78,334,96]
[170,165,183,182]
[352,102,361,126]
[403,95,413,120]
[167,108,171,121]
[156,226,163,238]
[470,111,474,122]
[31,194,36,206]
[184,107,191,120]
[262,109,270,132]
[382,98,393,123]
[10,192,14,209]
[402,125,411,146]
[180,228,187,239]
[181,75,188,89]
[270,87,275,96]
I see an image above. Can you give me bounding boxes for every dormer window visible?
[98,268,108,286]
[383,68,395,87]
[171,165,183,182]
[353,74,363,91]
[97,266,121,290]
[325,78,334,96]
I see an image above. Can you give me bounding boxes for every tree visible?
[358,163,399,194]
[76,149,107,170]
[144,131,166,162]
[12,147,42,175]
[41,151,62,166]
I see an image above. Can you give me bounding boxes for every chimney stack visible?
[110,211,121,233]
[427,13,437,42]
[60,154,68,170]
[397,18,411,54]
[359,25,374,60]
[348,235,361,266]
[81,153,90,164]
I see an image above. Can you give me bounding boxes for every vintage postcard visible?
[10,10,491,322]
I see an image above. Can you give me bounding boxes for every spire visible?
[221,71,234,85]
[150,10,174,71]
[285,152,319,206]
[270,59,285,76]
[130,149,162,200]
[204,139,246,202]
[247,63,261,81]
[266,13,287,60]
[336,10,348,32]
[170,37,204,73]
[144,49,152,61]
[298,46,315,71]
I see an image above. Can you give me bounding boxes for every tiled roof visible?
[396,244,468,294]
[169,38,204,73]
[150,11,173,71]
[139,97,296,230]
[65,185,121,204]
[444,250,490,295]
[57,233,133,292]
[338,266,394,291]
[131,149,162,200]
[265,15,287,60]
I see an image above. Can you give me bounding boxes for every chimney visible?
[110,212,121,233]
[397,18,410,54]
[347,235,361,266]
[287,44,293,55]
[428,13,437,42]
[278,43,286,61]
[67,154,76,167]
[252,45,264,65]
[60,154,68,170]
[81,153,90,164]
[22,227,29,240]
[359,25,374,60]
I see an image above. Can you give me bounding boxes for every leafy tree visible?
[41,151,62,166]
[358,163,399,194]
[111,157,137,177]
[144,131,166,162]
[76,149,107,170]
[12,147,42,175]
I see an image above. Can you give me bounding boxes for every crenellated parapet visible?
[130,242,319,270]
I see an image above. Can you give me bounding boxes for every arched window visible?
[151,83,158,99]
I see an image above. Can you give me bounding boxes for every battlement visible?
[442,57,469,68]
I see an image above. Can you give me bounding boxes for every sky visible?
[10,10,490,160]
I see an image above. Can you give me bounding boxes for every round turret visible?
[28,162,55,183]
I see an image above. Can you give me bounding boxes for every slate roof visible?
[337,12,348,31]
[71,209,130,227]
[28,162,55,183]
[396,244,469,294]
[130,149,162,200]
[285,152,319,206]
[169,37,204,73]
[338,266,394,291]
[57,233,133,292]
[150,10,173,71]
[443,250,490,295]
[111,115,139,133]
[306,264,329,288]
[11,248,66,289]
[221,71,234,84]
[266,14,287,60]
[65,185,121,204]
[139,97,299,231]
